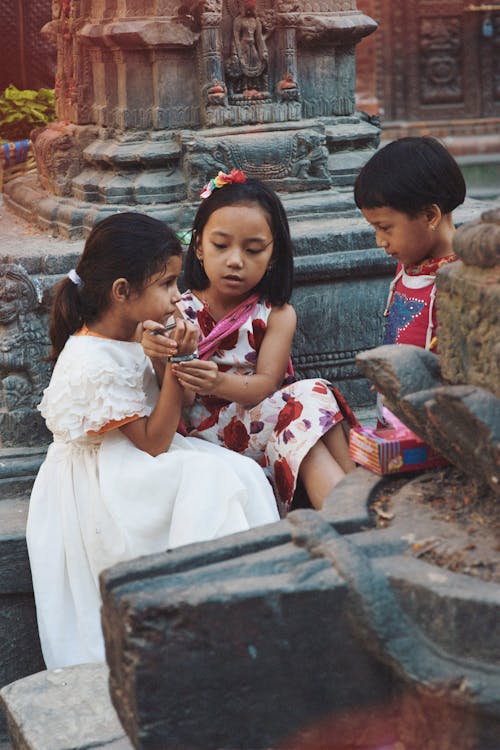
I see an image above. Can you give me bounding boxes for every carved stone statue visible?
[225,0,270,100]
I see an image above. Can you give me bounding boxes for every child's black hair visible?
[354,136,466,217]
[49,212,182,360]
[183,177,294,306]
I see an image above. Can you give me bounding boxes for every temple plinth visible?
[5,0,377,234]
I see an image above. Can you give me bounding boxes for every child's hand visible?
[172,359,219,394]
[174,319,199,356]
[142,319,179,360]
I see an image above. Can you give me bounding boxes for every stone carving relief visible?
[203,78,228,106]
[201,0,224,12]
[0,265,51,446]
[180,133,229,199]
[196,0,304,124]
[180,125,330,198]
[224,0,271,102]
[290,129,329,179]
[419,16,462,104]
[180,129,328,192]
[276,71,299,102]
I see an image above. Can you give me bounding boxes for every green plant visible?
[0,85,56,142]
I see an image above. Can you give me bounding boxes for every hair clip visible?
[200,169,246,199]
[67,269,82,286]
[176,229,192,246]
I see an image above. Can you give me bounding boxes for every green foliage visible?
[0,85,56,142]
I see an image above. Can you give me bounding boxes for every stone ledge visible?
[0,663,131,750]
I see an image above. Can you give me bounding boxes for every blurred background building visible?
[356,0,500,198]
[0,0,55,92]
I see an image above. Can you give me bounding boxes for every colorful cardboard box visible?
[349,424,448,475]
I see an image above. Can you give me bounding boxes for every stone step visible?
[0,448,46,499]
[0,494,45,744]
[0,663,132,750]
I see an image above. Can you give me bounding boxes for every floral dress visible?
[178,292,357,516]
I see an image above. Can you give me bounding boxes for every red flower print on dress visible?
[197,306,216,336]
[223,416,250,453]
[275,397,303,435]
[248,318,266,352]
[196,396,229,431]
[219,329,239,351]
[196,408,222,431]
[274,457,294,507]
[312,381,328,394]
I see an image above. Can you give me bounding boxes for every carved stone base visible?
[27,114,380,210]
[205,100,302,127]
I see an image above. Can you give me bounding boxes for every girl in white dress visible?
[26,212,279,670]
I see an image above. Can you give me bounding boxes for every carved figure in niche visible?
[0,264,51,410]
[420,18,461,103]
[277,72,299,102]
[291,131,330,180]
[225,0,270,100]
[181,134,228,199]
[204,78,227,106]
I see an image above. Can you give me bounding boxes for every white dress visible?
[26,334,279,669]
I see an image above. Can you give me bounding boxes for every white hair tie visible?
[67,269,82,286]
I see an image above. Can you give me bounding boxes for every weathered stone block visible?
[452,208,500,269]
[100,518,396,750]
[423,385,500,493]
[32,123,99,197]
[437,260,500,399]
[355,344,443,401]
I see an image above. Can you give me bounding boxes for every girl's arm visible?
[173,304,297,408]
[119,321,198,456]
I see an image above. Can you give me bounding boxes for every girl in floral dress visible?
[143,173,357,515]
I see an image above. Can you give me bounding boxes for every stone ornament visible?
[0,264,51,446]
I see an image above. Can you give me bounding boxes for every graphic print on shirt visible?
[383,292,425,345]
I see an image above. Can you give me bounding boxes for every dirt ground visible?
[370,466,500,583]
